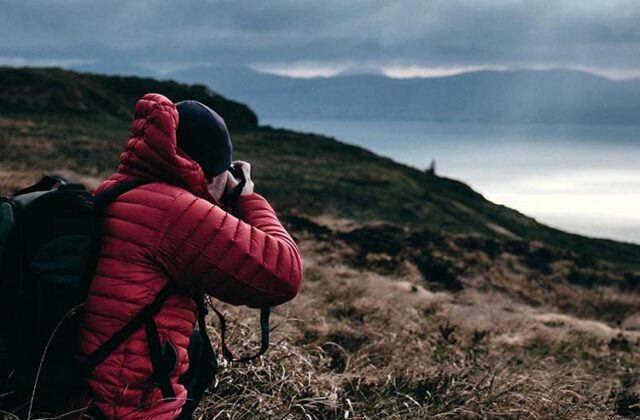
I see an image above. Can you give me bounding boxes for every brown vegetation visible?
[190,219,640,419]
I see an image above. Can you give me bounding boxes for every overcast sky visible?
[1,0,639,79]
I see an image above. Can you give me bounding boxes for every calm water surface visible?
[264,119,640,244]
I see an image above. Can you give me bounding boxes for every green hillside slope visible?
[0,66,638,269]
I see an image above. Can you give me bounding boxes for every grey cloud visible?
[0,0,638,70]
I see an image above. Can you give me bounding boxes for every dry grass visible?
[192,234,640,419]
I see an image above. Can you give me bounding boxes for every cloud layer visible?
[1,0,639,77]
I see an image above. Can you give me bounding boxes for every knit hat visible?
[176,100,232,179]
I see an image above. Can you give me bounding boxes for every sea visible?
[264,119,640,245]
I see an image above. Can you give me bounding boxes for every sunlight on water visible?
[265,119,640,244]
[486,169,640,243]
[487,169,640,218]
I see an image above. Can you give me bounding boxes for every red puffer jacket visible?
[75,93,303,419]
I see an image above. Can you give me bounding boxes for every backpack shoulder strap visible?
[80,180,185,402]
[93,179,155,209]
[78,178,156,295]
[80,283,177,376]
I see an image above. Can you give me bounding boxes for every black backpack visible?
[0,175,270,416]
[0,176,154,414]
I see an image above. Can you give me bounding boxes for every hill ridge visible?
[0,66,258,131]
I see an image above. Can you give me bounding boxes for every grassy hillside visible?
[0,66,257,131]
[0,67,638,271]
[1,67,639,418]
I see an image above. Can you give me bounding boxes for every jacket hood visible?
[96,93,214,201]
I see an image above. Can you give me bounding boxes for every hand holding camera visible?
[225,160,254,198]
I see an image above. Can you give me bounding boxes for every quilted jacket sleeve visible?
[156,191,303,308]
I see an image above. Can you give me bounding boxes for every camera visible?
[228,162,245,183]
[222,162,246,207]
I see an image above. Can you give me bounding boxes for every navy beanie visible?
[176,100,232,179]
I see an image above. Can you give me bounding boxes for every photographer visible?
[75,94,303,419]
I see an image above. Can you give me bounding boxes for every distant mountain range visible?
[165,66,640,125]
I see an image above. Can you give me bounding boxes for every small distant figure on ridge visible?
[426,159,437,175]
